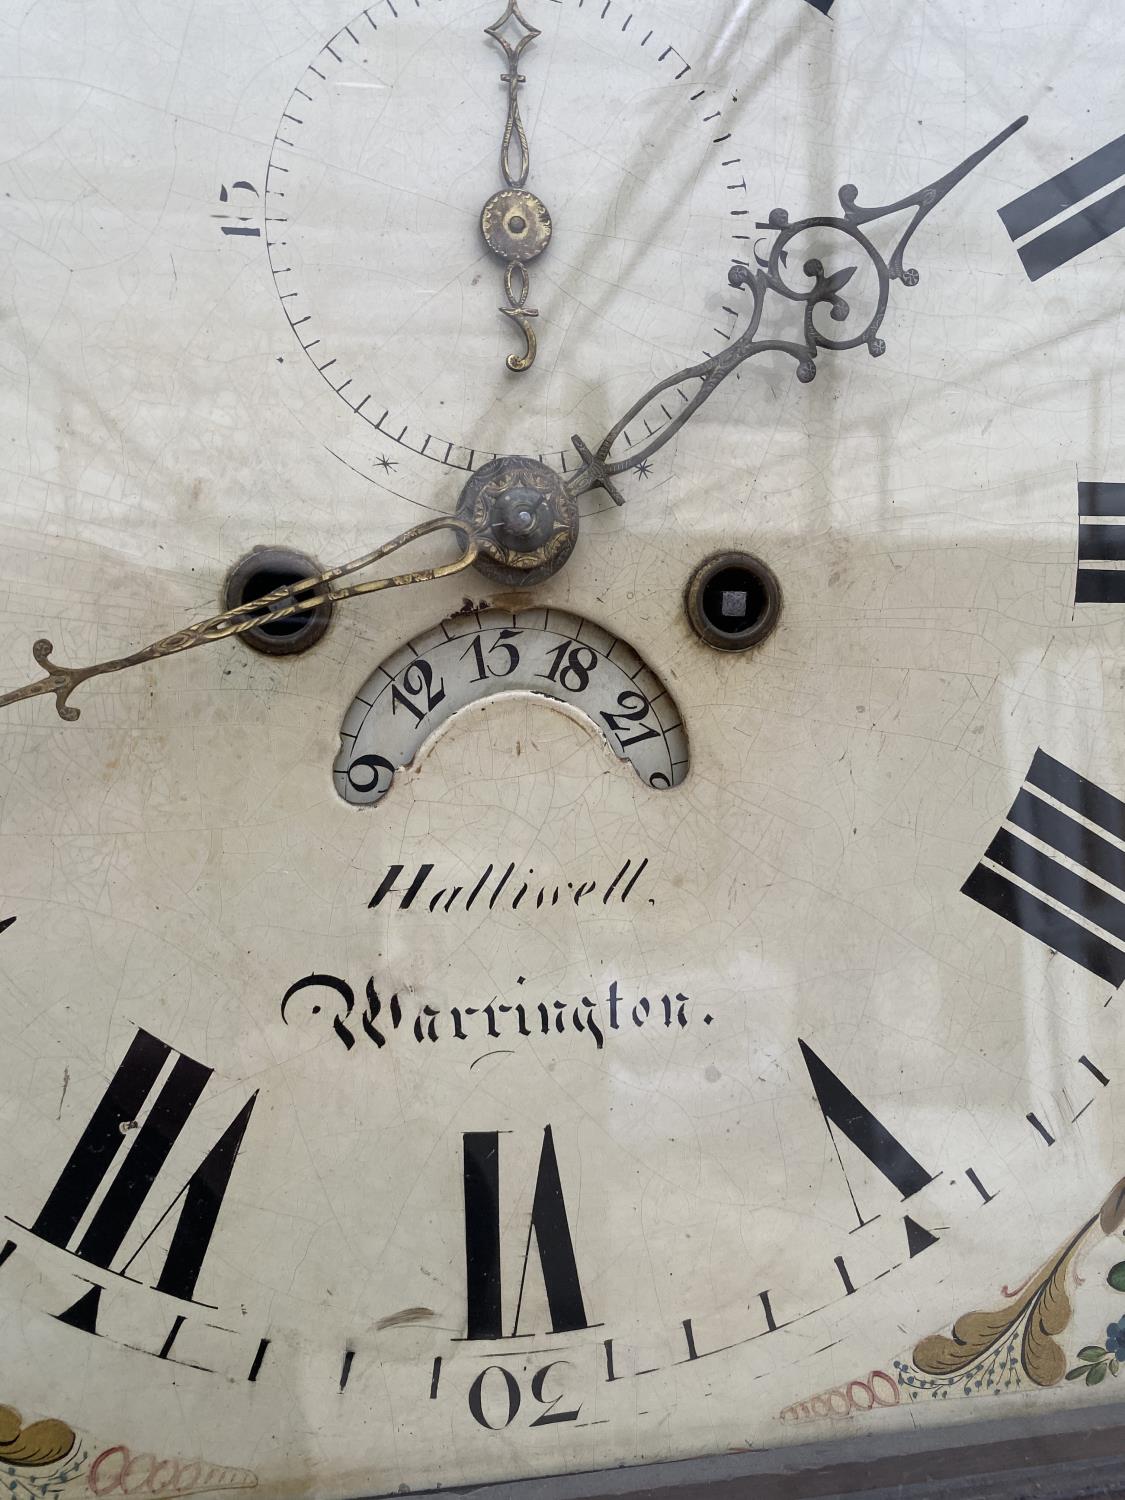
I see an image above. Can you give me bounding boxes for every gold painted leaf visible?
[1038,1276,1073,1336]
[913,1223,1094,1381]
[0,1407,20,1444]
[913,1283,1040,1375]
[1100,1177,1125,1236]
[1023,1309,1068,1387]
[0,1417,76,1468]
[1021,1234,1088,1387]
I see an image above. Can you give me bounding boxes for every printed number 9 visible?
[346,754,395,797]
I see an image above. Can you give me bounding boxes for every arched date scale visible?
[334,607,689,806]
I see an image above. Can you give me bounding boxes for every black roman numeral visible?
[463,1126,589,1340]
[803,0,833,13]
[999,132,1125,281]
[800,1041,933,1211]
[1077,482,1125,604]
[962,749,1125,987]
[28,1030,257,1302]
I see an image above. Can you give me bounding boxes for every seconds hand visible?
[480,0,553,374]
[0,119,1026,723]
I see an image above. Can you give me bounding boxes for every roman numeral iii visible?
[962,750,1125,987]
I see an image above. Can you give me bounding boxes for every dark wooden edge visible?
[362,1401,1125,1500]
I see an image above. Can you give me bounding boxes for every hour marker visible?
[965,1168,997,1206]
[463,1127,589,1340]
[26,1029,258,1302]
[999,133,1125,281]
[1076,482,1125,603]
[799,1040,933,1224]
[962,749,1125,986]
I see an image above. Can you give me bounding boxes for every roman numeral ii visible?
[1076,482,1125,604]
[999,132,1125,281]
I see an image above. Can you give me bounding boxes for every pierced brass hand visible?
[2,122,1030,724]
[562,117,1029,505]
[481,0,552,373]
[0,516,478,721]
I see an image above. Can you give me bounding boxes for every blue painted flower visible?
[1105,1317,1125,1357]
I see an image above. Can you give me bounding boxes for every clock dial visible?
[2,0,1125,1497]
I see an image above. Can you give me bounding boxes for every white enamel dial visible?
[0,0,1124,1497]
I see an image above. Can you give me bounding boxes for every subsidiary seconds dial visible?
[265,0,747,473]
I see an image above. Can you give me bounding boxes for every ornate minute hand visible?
[0,516,479,721]
[563,117,1029,506]
[480,0,553,374]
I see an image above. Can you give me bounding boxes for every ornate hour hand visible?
[481,0,552,374]
[563,116,1029,504]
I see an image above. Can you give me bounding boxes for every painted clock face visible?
[1,1,1124,1497]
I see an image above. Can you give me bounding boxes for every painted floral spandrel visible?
[896,1175,1125,1402]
